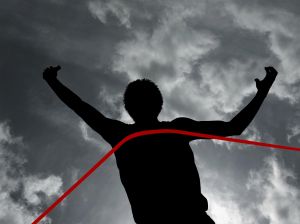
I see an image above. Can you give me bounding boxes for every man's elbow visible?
[227,123,245,136]
[231,129,244,136]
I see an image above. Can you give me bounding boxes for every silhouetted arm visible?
[173,67,278,139]
[43,66,126,143]
[227,67,278,135]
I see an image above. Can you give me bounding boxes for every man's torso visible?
[106,120,209,223]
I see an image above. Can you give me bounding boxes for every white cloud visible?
[87,0,300,125]
[87,0,283,122]
[79,121,102,146]
[86,5,296,205]
[23,175,62,206]
[287,124,300,143]
[0,121,63,224]
[69,167,80,184]
[88,0,131,28]
[111,1,218,81]
[108,0,224,121]
[227,2,300,103]
[97,85,133,123]
[113,27,218,82]
[199,59,259,114]
[246,155,300,224]
[78,121,113,154]
[197,154,300,224]
[0,122,23,144]
[86,1,300,222]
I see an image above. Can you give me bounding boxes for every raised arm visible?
[228,67,277,135]
[172,66,278,139]
[43,66,126,144]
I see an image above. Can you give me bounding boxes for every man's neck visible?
[134,119,160,127]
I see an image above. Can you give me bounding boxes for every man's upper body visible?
[110,119,214,223]
[43,66,277,223]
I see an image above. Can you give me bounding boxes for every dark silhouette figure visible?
[43,66,277,223]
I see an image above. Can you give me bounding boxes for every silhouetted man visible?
[43,66,277,223]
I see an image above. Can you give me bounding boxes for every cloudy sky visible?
[1,0,300,223]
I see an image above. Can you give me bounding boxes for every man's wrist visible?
[44,76,58,83]
[257,88,269,98]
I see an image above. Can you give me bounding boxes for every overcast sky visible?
[1,0,300,223]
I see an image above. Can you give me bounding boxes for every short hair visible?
[123,78,163,117]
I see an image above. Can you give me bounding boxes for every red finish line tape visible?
[32,129,300,224]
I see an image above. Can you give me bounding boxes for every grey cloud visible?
[1,0,300,223]
[0,121,63,224]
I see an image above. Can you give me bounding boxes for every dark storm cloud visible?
[0,0,132,223]
[1,0,300,223]
[0,0,125,179]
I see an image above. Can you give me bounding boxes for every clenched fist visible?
[43,65,61,81]
[255,66,278,94]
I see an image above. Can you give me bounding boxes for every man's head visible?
[123,79,163,123]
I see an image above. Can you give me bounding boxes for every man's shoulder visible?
[99,120,131,146]
[169,117,197,128]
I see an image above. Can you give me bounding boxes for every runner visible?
[43,66,277,223]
